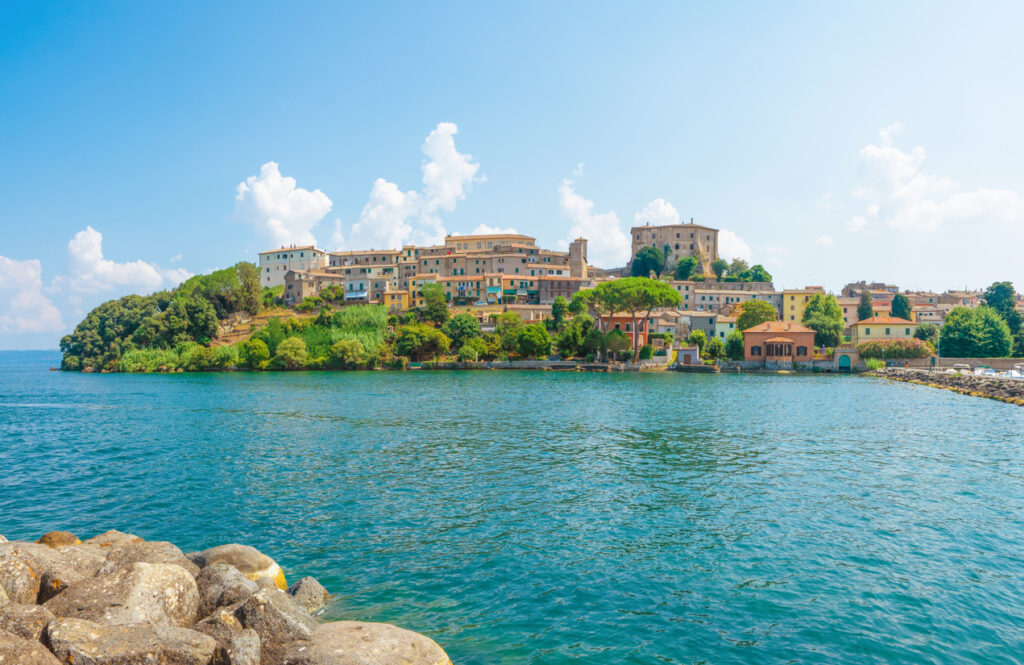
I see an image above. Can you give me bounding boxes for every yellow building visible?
[383,290,409,313]
[782,287,825,322]
[850,316,917,345]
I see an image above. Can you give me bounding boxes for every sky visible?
[1,1,1023,349]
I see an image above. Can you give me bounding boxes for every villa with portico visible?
[742,321,816,363]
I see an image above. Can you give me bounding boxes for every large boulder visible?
[35,531,80,548]
[197,564,258,619]
[0,548,39,604]
[194,606,261,665]
[0,628,61,665]
[81,530,143,550]
[45,562,199,627]
[0,541,104,604]
[281,621,452,665]
[0,584,7,606]
[189,544,287,590]
[287,577,329,615]
[45,617,217,665]
[97,540,200,577]
[0,603,56,641]
[234,589,316,664]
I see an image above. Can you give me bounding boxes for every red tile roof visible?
[742,321,815,334]
[851,315,914,326]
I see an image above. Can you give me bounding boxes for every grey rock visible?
[188,544,287,590]
[234,589,316,664]
[287,577,329,615]
[45,561,199,627]
[0,603,56,641]
[0,536,6,544]
[194,606,260,665]
[0,584,7,606]
[197,564,259,618]
[281,621,452,665]
[55,544,106,577]
[97,540,201,577]
[35,531,80,548]
[81,530,143,550]
[0,548,39,604]
[45,617,217,665]
[0,541,103,604]
[0,628,61,664]
[38,571,72,603]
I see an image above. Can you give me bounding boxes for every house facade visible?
[742,321,816,362]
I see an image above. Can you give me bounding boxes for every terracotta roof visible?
[851,315,914,326]
[765,336,794,343]
[742,321,815,334]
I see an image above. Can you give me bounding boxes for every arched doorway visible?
[838,354,851,372]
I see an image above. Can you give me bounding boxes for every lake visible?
[2,351,1023,664]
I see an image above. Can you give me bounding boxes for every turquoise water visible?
[2,351,1024,664]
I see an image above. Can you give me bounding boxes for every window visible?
[865,328,871,335]
[885,328,891,335]
[797,346,807,356]
[905,328,910,335]
[751,345,762,356]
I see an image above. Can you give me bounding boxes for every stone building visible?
[259,246,328,288]
[628,220,718,275]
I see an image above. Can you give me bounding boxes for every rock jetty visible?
[0,530,451,665]
[871,367,1024,406]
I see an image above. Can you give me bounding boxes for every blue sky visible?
[2,1,1023,349]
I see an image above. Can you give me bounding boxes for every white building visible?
[259,245,328,288]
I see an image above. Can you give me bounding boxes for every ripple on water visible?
[2,364,1024,664]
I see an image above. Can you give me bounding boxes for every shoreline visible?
[870,367,1024,406]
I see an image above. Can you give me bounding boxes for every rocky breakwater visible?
[871,367,1024,406]
[0,530,451,665]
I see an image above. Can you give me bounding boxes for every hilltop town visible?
[253,219,1024,372]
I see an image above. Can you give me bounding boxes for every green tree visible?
[606,329,630,360]
[555,314,592,358]
[459,337,488,361]
[419,283,450,326]
[330,338,365,368]
[631,246,665,277]
[516,323,552,358]
[687,329,706,354]
[857,291,874,321]
[891,294,912,320]
[674,256,699,281]
[242,338,270,369]
[728,258,749,277]
[975,306,1013,357]
[705,336,725,360]
[599,277,682,362]
[802,293,844,347]
[711,259,729,281]
[983,281,1016,319]
[736,300,777,332]
[725,330,745,360]
[938,307,979,357]
[914,323,939,344]
[749,264,772,283]
[394,323,451,361]
[274,337,308,369]
[441,313,481,349]
[550,296,569,330]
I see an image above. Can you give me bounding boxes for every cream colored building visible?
[850,316,917,345]
[259,246,328,288]
[629,221,718,274]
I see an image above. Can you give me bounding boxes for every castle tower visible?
[569,237,588,279]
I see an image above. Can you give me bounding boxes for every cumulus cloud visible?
[718,229,752,262]
[634,198,681,226]
[161,267,193,287]
[558,177,630,268]
[466,224,518,235]
[329,219,345,251]
[52,227,166,294]
[847,216,867,232]
[169,253,182,263]
[0,256,64,334]
[235,162,333,247]
[346,122,483,249]
[815,235,836,248]
[851,123,1024,232]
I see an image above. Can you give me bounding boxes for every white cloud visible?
[0,256,64,334]
[759,241,789,268]
[719,229,752,262]
[52,227,165,294]
[329,219,345,251]
[346,122,483,249]
[850,123,1024,232]
[235,162,333,247]
[468,224,518,235]
[815,234,836,248]
[847,216,867,232]
[558,177,629,268]
[634,198,681,226]
[169,253,182,263]
[161,267,192,286]
[817,192,833,209]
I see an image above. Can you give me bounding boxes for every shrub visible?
[638,344,654,360]
[865,358,885,370]
[242,338,270,369]
[330,338,365,369]
[705,337,726,360]
[273,337,308,369]
[857,338,933,359]
[725,330,745,360]
[516,323,552,359]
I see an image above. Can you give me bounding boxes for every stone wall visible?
[871,367,1024,405]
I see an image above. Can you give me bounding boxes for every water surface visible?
[2,352,1023,664]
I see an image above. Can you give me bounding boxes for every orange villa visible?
[742,321,816,362]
